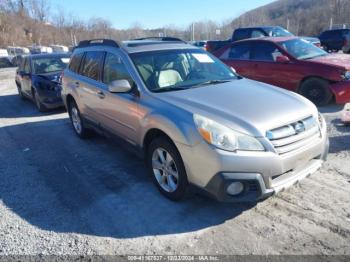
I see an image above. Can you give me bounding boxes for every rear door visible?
[20,57,32,97]
[218,42,255,78]
[77,51,106,124]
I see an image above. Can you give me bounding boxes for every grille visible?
[267,116,321,155]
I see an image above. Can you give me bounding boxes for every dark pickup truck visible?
[206,26,320,53]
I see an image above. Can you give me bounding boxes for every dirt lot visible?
[0,67,349,256]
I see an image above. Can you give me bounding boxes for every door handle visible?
[97,90,105,99]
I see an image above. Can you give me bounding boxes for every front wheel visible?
[147,137,189,201]
[299,78,333,106]
[33,89,47,112]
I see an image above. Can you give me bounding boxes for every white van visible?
[30,46,53,54]
[7,46,30,56]
[50,45,69,53]
[0,49,9,57]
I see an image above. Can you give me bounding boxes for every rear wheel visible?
[299,78,333,106]
[16,83,25,100]
[68,100,92,139]
[147,137,189,201]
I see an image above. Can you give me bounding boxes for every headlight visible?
[344,71,350,80]
[193,114,264,152]
[318,112,324,129]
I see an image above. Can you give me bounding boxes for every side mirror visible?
[108,79,132,93]
[276,55,290,63]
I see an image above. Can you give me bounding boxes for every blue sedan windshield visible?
[32,56,70,74]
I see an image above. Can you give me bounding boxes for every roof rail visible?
[132,37,184,42]
[77,39,119,48]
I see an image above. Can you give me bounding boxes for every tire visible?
[68,99,92,139]
[299,78,333,106]
[33,88,47,112]
[16,83,25,100]
[147,137,189,201]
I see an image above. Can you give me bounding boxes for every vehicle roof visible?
[236,26,282,30]
[28,53,71,59]
[323,28,349,32]
[235,36,297,43]
[120,40,195,53]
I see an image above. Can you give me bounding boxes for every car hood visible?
[307,53,350,70]
[34,71,61,83]
[155,79,317,137]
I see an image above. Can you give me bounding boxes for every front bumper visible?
[176,120,329,202]
[37,88,64,109]
[330,81,350,104]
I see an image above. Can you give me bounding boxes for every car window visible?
[280,38,328,60]
[220,43,251,60]
[80,51,104,81]
[233,29,250,41]
[69,52,84,73]
[252,42,281,62]
[103,53,133,85]
[268,27,293,37]
[23,58,30,73]
[32,56,70,74]
[251,30,265,38]
[131,49,237,92]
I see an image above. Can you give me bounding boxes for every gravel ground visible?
[0,68,349,256]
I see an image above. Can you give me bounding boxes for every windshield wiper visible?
[302,54,328,60]
[152,86,189,93]
[192,79,232,88]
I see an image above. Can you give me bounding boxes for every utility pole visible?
[286,19,290,30]
[192,23,195,41]
[330,17,333,29]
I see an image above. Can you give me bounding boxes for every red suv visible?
[214,37,350,106]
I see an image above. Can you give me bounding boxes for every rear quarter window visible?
[220,42,251,60]
[69,52,84,73]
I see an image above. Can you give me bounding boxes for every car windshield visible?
[32,56,70,74]
[267,27,294,37]
[130,49,238,92]
[279,38,328,60]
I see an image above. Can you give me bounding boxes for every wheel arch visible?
[298,76,336,98]
[65,94,76,109]
[142,128,178,156]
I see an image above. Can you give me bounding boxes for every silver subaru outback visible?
[61,38,329,202]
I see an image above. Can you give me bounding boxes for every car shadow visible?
[0,118,254,239]
[328,118,350,154]
[0,94,66,118]
[317,104,345,114]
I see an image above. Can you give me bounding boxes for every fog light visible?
[226,182,244,196]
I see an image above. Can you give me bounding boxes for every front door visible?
[98,52,140,144]
[20,58,32,97]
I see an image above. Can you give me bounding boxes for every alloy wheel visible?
[71,106,82,134]
[151,148,179,192]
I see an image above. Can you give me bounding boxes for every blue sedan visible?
[15,53,70,111]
